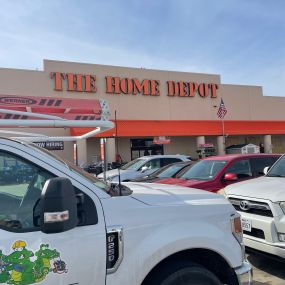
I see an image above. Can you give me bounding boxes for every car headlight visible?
[279,202,285,214]
[230,214,246,260]
[231,214,243,244]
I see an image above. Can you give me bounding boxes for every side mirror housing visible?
[263,166,270,175]
[40,177,78,234]
[224,173,238,181]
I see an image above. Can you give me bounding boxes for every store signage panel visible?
[50,72,219,98]
[34,141,64,150]
[0,95,110,121]
[153,136,171,144]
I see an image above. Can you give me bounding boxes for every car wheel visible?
[145,261,221,285]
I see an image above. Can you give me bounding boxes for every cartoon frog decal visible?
[0,240,67,285]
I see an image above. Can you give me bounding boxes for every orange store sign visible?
[50,72,218,98]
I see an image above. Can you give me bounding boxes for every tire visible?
[145,261,221,285]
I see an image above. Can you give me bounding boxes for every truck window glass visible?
[0,151,54,232]
[250,157,279,177]
[267,155,285,177]
[27,143,110,192]
[0,150,98,232]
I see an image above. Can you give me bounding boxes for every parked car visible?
[224,153,285,259]
[158,153,280,193]
[97,155,191,182]
[131,161,194,183]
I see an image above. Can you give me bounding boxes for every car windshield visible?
[26,142,109,192]
[121,158,148,170]
[156,163,188,178]
[178,160,227,181]
[267,155,285,177]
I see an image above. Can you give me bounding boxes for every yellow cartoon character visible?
[12,240,26,252]
[8,240,34,285]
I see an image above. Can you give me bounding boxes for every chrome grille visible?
[229,198,273,217]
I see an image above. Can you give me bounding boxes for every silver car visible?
[97,155,191,182]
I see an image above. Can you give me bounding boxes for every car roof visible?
[159,160,193,168]
[202,153,280,161]
[138,154,190,160]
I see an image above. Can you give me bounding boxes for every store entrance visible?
[131,138,164,160]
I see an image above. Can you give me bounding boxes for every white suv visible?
[224,154,285,258]
[97,155,191,182]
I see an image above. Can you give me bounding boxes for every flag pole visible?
[218,98,226,153]
[222,117,225,150]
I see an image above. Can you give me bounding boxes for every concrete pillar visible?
[106,138,116,163]
[196,136,205,148]
[217,136,225,155]
[264,135,272,153]
[76,139,87,166]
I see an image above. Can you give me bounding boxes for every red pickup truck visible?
[158,153,280,193]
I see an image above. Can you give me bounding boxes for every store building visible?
[0,59,285,165]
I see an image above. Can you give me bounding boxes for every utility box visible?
[226,143,260,154]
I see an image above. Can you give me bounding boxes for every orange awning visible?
[71,120,285,137]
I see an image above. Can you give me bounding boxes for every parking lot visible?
[246,252,285,284]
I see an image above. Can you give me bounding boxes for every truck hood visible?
[225,176,285,202]
[126,182,229,206]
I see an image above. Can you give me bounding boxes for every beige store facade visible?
[1,59,285,165]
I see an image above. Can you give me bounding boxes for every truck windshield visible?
[178,160,227,181]
[27,143,109,191]
[266,155,285,177]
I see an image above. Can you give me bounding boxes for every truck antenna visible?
[115,110,122,196]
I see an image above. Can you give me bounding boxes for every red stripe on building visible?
[71,120,285,137]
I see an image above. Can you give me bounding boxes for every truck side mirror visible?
[224,173,238,181]
[40,177,78,234]
[263,166,270,175]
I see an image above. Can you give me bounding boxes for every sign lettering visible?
[106,77,160,96]
[50,72,97,93]
[167,81,218,98]
[50,72,218,99]
[34,141,64,151]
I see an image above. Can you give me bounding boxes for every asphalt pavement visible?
[246,252,285,285]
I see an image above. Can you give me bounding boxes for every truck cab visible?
[0,138,252,285]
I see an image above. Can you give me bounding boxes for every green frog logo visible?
[0,240,67,285]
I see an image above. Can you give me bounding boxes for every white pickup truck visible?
[0,137,252,285]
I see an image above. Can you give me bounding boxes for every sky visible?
[0,0,285,96]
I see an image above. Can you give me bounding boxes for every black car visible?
[131,161,194,183]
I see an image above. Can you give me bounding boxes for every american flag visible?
[217,99,227,119]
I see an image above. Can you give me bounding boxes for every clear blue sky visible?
[0,0,284,96]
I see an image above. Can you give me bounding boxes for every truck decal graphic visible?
[0,94,111,121]
[0,240,67,285]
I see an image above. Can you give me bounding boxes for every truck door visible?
[0,149,106,285]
